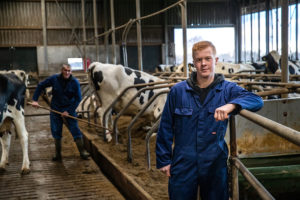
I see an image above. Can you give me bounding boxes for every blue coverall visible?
[156,76,264,200]
[32,74,83,140]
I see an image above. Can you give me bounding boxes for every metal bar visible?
[41,0,48,72]
[180,1,188,77]
[112,83,175,144]
[266,0,270,54]
[101,80,171,141]
[93,0,99,61]
[232,157,275,200]
[110,0,116,64]
[281,0,289,92]
[239,109,300,147]
[103,0,109,63]
[250,0,253,62]
[136,0,143,71]
[297,0,299,60]
[258,0,261,61]
[276,0,279,52]
[164,0,169,65]
[145,117,160,170]
[81,0,87,71]
[229,116,239,200]
[127,90,169,162]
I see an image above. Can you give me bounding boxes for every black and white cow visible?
[89,62,167,142]
[262,50,300,75]
[0,70,30,98]
[0,73,30,174]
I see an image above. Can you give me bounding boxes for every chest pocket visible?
[174,107,193,116]
[173,107,193,130]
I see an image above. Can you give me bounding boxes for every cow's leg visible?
[13,116,30,175]
[0,132,11,171]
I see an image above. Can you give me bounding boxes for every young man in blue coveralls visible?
[156,41,264,200]
[31,64,90,161]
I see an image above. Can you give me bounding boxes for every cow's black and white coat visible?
[0,73,30,174]
[262,50,300,75]
[89,62,167,142]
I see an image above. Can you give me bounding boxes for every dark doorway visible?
[0,47,38,72]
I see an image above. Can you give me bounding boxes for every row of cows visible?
[1,50,300,174]
[156,50,300,75]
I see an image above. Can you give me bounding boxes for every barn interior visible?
[0,0,300,200]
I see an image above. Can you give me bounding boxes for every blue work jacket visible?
[156,78,263,177]
[32,74,82,114]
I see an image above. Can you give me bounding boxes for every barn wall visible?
[0,0,238,73]
[36,45,120,74]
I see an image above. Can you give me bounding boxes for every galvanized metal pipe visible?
[145,118,160,170]
[110,0,116,64]
[41,0,48,72]
[229,116,239,200]
[93,0,99,61]
[240,109,300,147]
[112,83,175,143]
[101,81,171,141]
[81,0,87,71]
[281,0,289,93]
[103,0,109,63]
[232,157,275,200]
[180,1,188,77]
[135,0,143,71]
[127,90,169,162]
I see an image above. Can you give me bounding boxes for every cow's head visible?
[262,51,280,74]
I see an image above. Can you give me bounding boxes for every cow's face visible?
[262,51,280,74]
[193,47,218,79]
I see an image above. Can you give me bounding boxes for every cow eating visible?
[88,62,168,142]
[0,73,30,174]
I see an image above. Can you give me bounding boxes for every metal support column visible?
[281,0,289,95]
[104,0,109,63]
[93,0,99,61]
[81,0,87,71]
[110,0,116,64]
[266,0,270,54]
[136,0,143,71]
[296,0,299,60]
[180,0,187,77]
[41,0,48,72]
[164,2,169,65]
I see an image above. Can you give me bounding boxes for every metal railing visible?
[229,109,300,199]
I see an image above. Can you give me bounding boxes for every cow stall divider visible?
[126,90,170,163]
[229,109,300,200]
[111,83,175,144]
[95,80,172,141]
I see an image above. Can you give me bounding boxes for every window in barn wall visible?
[241,13,252,62]
[289,4,297,60]
[174,28,235,65]
[241,3,300,63]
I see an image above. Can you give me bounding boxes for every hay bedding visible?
[79,116,169,200]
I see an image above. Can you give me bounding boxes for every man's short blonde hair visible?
[192,41,217,58]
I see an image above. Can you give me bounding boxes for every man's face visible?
[61,65,72,79]
[193,47,218,79]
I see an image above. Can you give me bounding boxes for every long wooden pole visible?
[27,102,111,132]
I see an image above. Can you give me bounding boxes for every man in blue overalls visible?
[156,41,264,200]
[32,64,90,161]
